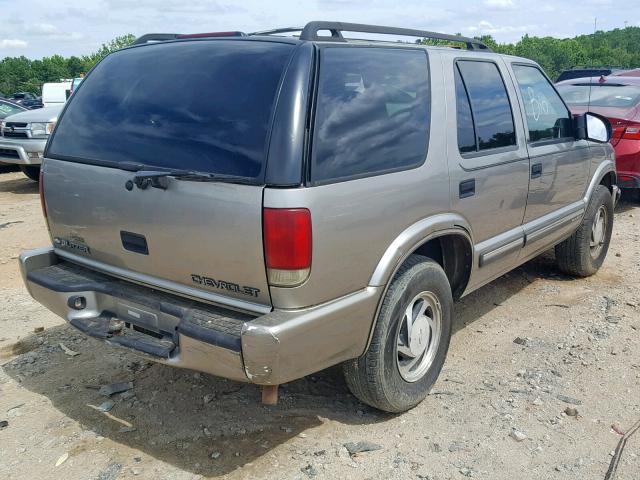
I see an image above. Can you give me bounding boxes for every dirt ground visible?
[0,170,638,480]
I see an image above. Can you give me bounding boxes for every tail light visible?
[622,122,640,140]
[263,208,312,287]
[39,169,50,232]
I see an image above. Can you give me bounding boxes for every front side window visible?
[512,64,573,143]
[312,47,430,183]
[455,60,516,153]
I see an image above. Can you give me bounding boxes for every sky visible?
[1,0,639,59]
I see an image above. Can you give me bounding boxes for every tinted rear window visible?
[48,41,294,180]
[557,83,640,108]
[312,47,430,184]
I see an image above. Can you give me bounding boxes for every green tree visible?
[418,26,640,80]
[0,34,136,95]
[81,33,137,71]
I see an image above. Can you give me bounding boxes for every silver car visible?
[19,22,619,412]
[0,105,63,181]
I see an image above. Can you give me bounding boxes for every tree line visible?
[420,26,640,80]
[0,34,136,96]
[2,26,640,96]
[479,26,640,80]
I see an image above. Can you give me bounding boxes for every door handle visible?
[459,179,475,199]
[531,163,542,179]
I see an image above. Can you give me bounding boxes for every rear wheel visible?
[343,255,452,413]
[555,185,613,277]
[19,165,40,182]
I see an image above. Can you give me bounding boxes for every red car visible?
[557,75,640,190]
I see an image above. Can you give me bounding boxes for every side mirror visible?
[575,112,612,143]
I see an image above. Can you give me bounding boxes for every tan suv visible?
[20,22,618,412]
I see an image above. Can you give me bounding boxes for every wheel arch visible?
[364,214,474,353]
[584,159,616,202]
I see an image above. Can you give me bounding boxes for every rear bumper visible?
[19,247,380,385]
[0,138,46,165]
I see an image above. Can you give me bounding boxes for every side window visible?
[455,60,516,153]
[512,64,573,143]
[454,66,477,153]
[312,47,430,184]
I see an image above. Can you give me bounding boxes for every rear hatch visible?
[43,39,297,312]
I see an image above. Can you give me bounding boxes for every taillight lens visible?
[622,122,640,140]
[39,168,50,231]
[263,208,312,287]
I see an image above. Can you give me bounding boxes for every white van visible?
[42,81,72,108]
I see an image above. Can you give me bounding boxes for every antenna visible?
[587,17,598,114]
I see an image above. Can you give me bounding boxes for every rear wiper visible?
[131,169,254,190]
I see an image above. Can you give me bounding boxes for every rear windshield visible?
[47,40,294,180]
[557,83,640,108]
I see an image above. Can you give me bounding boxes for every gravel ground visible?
[0,170,638,480]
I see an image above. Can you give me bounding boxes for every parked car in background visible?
[612,68,640,78]
[19,22,618,413]
[557,75,640,190]
[10,92,43,109]
[556,67,624,83]
[42,81,72,108]
[0,105,62,181]
[0,98,27,119]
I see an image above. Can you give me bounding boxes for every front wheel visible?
[555,185,613,277]
[343,255,452,413]
[19,165,40,182]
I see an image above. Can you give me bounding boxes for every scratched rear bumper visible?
[20,247,381,385]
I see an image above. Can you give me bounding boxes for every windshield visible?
[47,40,295,181]
[557,83,640,108]
[0,101,26,119]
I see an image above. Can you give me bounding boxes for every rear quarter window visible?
[47,41,294,180]
[311,47,430,184]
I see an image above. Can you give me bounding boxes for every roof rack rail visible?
[295,21,490,51]
[132,31,246,45]
[133,23,489,51]
[249,27,304,36]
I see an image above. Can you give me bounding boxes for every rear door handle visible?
[531,163,542,179]
[459,179,475,199]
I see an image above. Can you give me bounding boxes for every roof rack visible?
[250,21,489,51]
[133,22,489,51]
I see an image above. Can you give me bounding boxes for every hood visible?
[3,105,63,123]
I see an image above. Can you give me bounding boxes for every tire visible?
[343,255,453,413]
[555,185,613,277]
[19,165,40,182]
